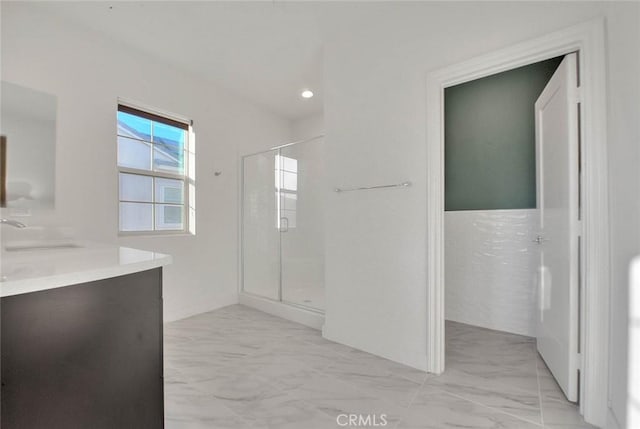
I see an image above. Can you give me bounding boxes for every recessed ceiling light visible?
[301,89,314,99]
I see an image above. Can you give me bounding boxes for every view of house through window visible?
[275,154,297,229]
[117,104,190,233]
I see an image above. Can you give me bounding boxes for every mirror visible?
[1,81,56,209]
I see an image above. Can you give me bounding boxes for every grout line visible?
[443,363,545,398]
[299,336,430,386]
[179,316,424,425]
[169,308,556,428]
[167,314,403,425]
[163,343,265,424]
[394,368,430,428]
[440,388,545,427]
[535,351,547,427]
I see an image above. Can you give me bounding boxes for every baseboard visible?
[322,324,429,372]
[445,317,535,338]
[239,292,325,330]
[164,295,238,323]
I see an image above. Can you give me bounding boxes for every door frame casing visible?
[425,19,609,427]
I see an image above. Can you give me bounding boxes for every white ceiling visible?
[2,81,57,122]
[42,1,324,121]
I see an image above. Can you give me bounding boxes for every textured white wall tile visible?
[445,209,538,337]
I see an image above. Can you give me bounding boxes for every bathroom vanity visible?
[0,244,171,428]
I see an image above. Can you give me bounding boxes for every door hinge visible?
[575,352,583,370]
[574,87,583,103]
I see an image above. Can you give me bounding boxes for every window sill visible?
[118,231,194,239]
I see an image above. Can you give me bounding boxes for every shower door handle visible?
[280,217,289,232]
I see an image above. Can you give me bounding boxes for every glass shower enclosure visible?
[241,136,325,312]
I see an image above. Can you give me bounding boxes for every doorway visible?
[443,55,563,339]
[425,19,610,427]
[442,52,583,422]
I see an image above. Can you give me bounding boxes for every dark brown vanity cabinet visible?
[1,268,164,428]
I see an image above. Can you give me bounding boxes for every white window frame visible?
[275,154,297,230]
[117,100,193,236]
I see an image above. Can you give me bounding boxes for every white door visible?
[535,53,580,402]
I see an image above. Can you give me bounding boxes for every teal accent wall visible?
[444,56,563,211]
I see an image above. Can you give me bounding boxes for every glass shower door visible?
[242,150,280,301]
[279,138,325,311]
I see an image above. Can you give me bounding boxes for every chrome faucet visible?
[0,218,27,228]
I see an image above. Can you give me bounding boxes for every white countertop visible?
[0,242,172,297]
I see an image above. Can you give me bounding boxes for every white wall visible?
[320,1,640,386]
[291,112,324,141]
[605,6,640,429]
[0,3,291,322]
[445,210,538,337]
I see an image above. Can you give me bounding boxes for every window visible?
[275,155,297,229]
[117,104,192,233]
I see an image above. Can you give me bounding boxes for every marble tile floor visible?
[164,304,596,429]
